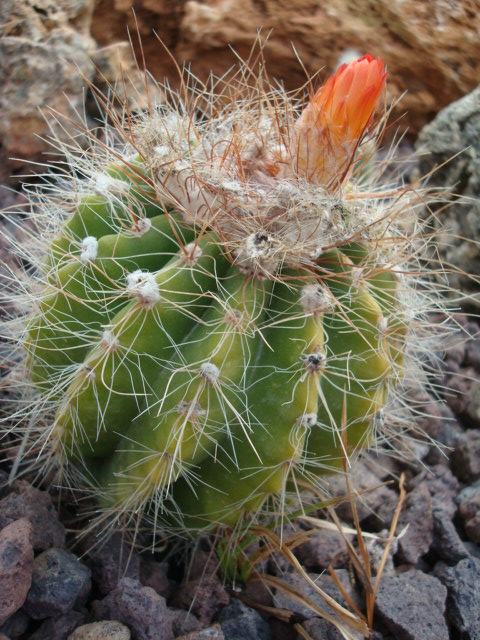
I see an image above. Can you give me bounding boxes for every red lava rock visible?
[0,518,34,627]
[397,483,434,564]
[411,464,460,517]
[24,548,91,620]
[171,574,230,626]
[92,577,174,640]
[0,481,65,551]
[139,558,171,599]
[170,608,202,637]
[29,610,84,640]
[83,533,140,596]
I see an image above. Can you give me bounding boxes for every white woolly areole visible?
[102,330,119,350]
[300,284,334,315]
[200,362,220,383]
[180,242,203,266]
[80,236,98,264]
[94,173,129,196]
[126,270,161,306]
[297,413,318,428]
[134,217,152,236]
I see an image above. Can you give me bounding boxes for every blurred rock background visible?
[1,0,479,183]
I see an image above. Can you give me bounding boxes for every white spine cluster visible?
[126,270,161,306]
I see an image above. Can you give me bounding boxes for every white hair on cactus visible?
[300,284,334,315]
[200,361,220,384]
[126,270,161,306]
[80,236,98,264]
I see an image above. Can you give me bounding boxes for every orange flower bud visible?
[293,54,386,187]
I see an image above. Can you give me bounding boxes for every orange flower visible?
[293,54,386,187]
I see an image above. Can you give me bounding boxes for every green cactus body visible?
[27,212,192,388]
[2,54,443,544]
[98,270,272,508]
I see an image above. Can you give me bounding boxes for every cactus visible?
[1,53,444,541]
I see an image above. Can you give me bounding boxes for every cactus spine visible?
[1,53,442,540]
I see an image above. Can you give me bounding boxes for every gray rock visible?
[397,484,433,564]
[0,518,34,627]
[416,85,480,307]
[410,464,460,517]
[432,508,470,564]
[324,463,398,529]
[29,611,84,640]
[375,570,448,640]
[457,480,480,543]
[68,620,131,640]
[24,548,91,619]
[301,618,344,640]
[92,577,173,640]
[0,610,29,638]
[0,481,65,551]
[219,599,271,640]
[452,430,480,483]
[272,569,356,621]
[83,533,140,596]
[170,609,202,637]
[295,527,349,571]
[442,558,480,639]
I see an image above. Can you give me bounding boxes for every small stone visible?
[218,599,271,640]
[273,570,356,621]
[375,570,448,640]
[24,548,91,619]
[176,625,224,640]
[29,611,84,640]
[397,484,433,564]
[442,558,480,639]
[140,558,171,598]
[170,609,202,636]
[452,430,480,483]
[410,464,460,517]
[92,577,173,640]
[0,518,34,626]
[463,381,480,427]
[457,481,480,543]
[432,508,470,564]
[301,618,344,640]
[0,482,65,551]
[295,527,349,571]
[325,463,398,530]
[0,609,29,638]
[171,575,230,625]
[83,533,140,596]
[68,620,131,640]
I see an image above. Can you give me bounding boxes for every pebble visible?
[0,482,65,551]
[410,464,460,517]
[0,519,34,627]
[0,610,29,638]
[83,533,140,596]
[325,463,398,530]
[68,620,131,640]
[295,527,350,571]
[431,507,471,564]
[29,611,84,640]
[24,548,91,619]
[140,558,171,599]
[170,609,202,636]
[457,481,480,543]
[301,618,344,640]
[92,577,174,640]
[171,574,230,625]
[441,557,480,639]
[176,625,224,640]
[451,430,480,483]
[218,599,271,640]
[396,484,433,564]
[374,570,449,640]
